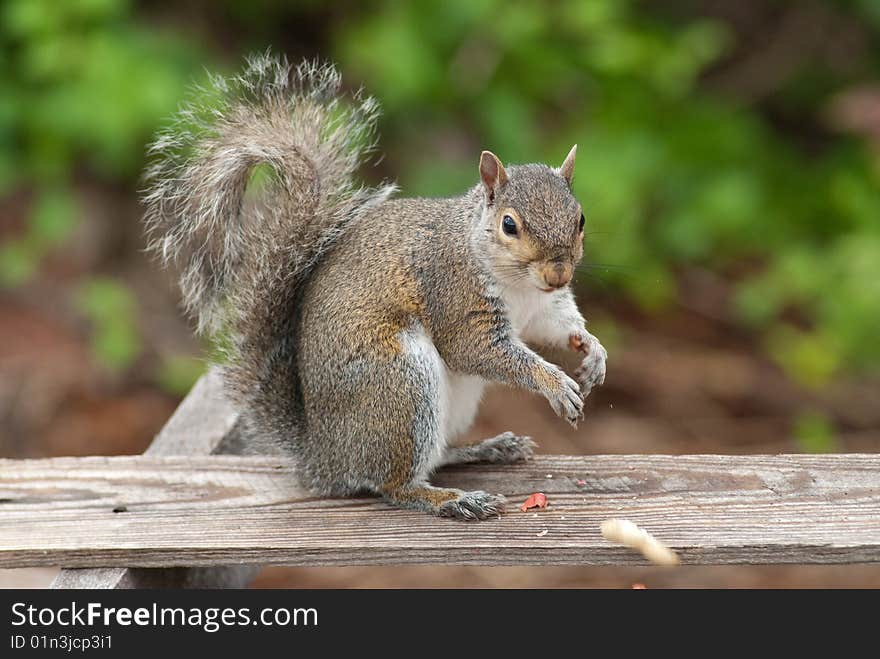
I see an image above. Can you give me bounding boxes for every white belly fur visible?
[443,370,485,441]
[440,286,547,446]
[398,326,485,471]
[401,285,547,471]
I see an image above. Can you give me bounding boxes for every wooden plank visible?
[6,453,880,567]
[50,369,255,588]
[145,368,240,456]
[51,567,255,589]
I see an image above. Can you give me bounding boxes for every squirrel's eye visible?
[502,215,518,236]
[578,213,585,232]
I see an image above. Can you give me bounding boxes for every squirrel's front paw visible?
[543,366,584,428]
[573,333,607,399]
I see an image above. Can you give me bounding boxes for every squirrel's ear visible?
[559,144,577,185]
[479,150,508,204]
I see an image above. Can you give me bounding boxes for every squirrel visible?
[143,53,607,520]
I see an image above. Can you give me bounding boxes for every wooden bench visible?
[1,370,878,588]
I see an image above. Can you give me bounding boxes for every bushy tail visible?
[143,53,394,445]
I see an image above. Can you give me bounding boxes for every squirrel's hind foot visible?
[382,485,505,521]
[437,490,506,521]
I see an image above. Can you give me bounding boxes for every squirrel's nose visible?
[542,261,572,289]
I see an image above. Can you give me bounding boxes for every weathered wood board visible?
[4,453,878,567]
[48,369,254,588]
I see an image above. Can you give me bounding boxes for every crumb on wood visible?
[520,492,548,512]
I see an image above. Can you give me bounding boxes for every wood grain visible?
[49,369,255,588]
[5,453,879,567]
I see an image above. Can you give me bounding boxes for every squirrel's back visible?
[296,192,477,357]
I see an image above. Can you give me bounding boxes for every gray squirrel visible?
[143,53,607,520]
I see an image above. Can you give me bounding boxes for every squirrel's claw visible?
[546,368,584,427]
[574,335,608,400]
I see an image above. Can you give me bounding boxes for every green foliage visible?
[1,0,203,185]
[766,326,841,390]
[155,355,206,397]
[793,411,838,454]
[0,188,77,287]
[74,277,141,372]
[1,0,204,367]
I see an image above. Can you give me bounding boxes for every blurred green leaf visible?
[30,188,76,247]
[793,411,837,454]
[0,242,38,287]
[0,188,77,286]
[156,355,207,396]
[74,277,142,372]
[766,326,841,389]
